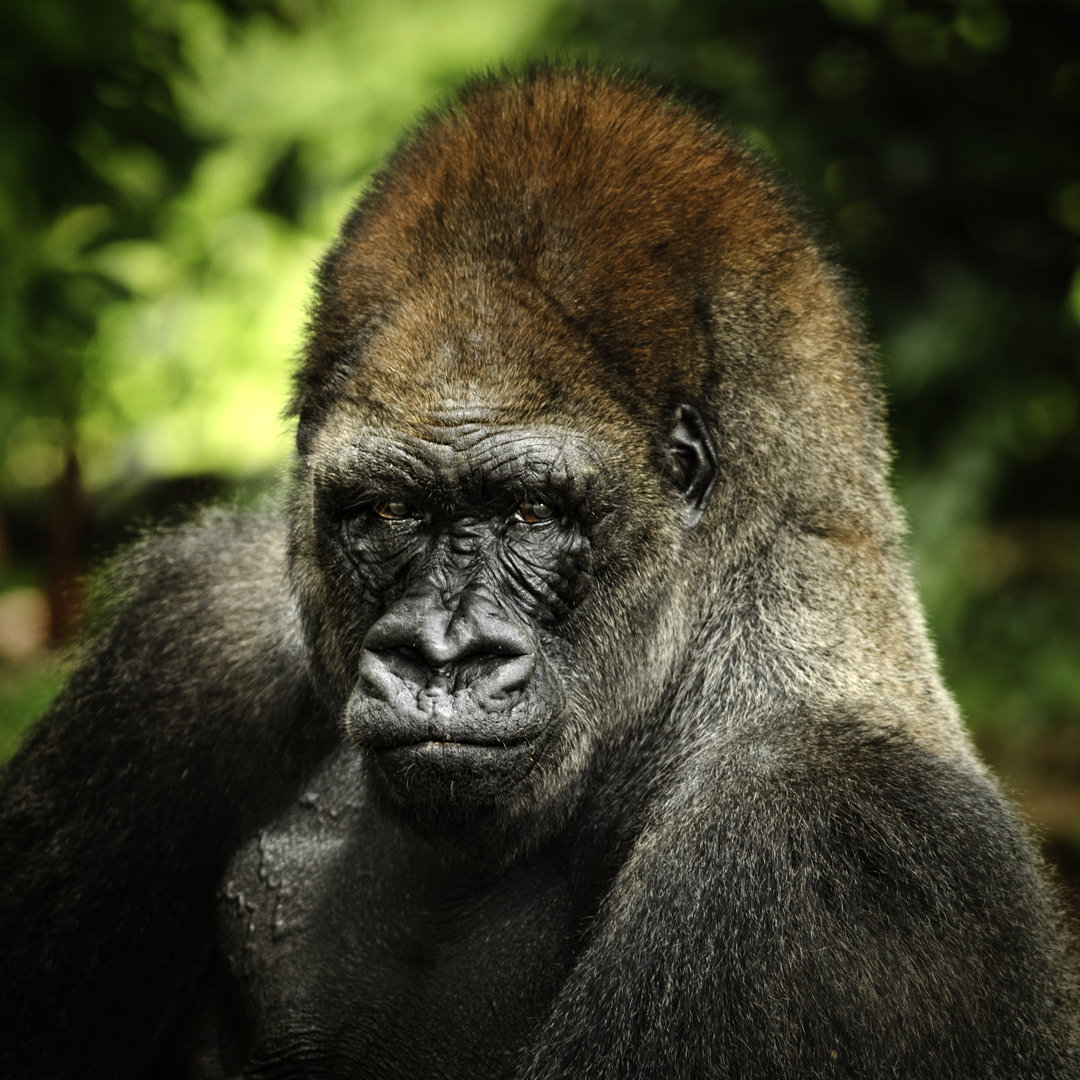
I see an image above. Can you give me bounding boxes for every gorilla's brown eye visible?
[515,502,556,525]
[372,500,414,520]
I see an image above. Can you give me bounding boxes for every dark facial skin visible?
[314,415,620,809]
[302,397,717,830]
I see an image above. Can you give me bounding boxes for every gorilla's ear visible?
[668,404,717,527]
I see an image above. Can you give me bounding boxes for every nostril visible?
[362,599,536,687]
[369,634,526,673]
[461,648,525,666]
[382,647,526,683]
[379,644,424,667]
[361,642,536,700]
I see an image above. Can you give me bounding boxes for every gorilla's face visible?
[293,268,719,843]
[316,412,620,809]
[296,381,717,835]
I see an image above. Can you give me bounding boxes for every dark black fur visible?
[2,67,1077,1079]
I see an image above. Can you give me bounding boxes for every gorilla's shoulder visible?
[567,715,1076,1077]
[103,503,291,600]
[691,713,1013,842]
[653,713,1050,929]
[64,504,311,726]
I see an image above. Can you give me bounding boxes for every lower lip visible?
[373,739,539,785]
[378,739,532,760]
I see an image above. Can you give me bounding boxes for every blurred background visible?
[1,0,1078,892]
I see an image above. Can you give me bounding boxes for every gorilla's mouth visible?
[377,737,535,757]
[345,692,551,750]
[372,731,537,755]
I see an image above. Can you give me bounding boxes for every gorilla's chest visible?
[213,747,579,1080]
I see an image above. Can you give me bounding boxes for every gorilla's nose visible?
[359,591,537,719]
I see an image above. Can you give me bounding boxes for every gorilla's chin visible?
[368,739,542,808]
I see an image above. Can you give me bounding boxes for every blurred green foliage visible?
[0,0,552,492]
[1,0,1078,767]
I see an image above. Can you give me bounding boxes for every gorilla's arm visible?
[518,716,1079,1079]
[0,509,336,1079]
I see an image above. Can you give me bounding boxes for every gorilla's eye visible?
[515,502,557,525]
[372,500,415,521]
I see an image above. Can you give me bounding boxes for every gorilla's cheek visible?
[343,647,568,805]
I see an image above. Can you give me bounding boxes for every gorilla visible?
[1,66,1077,1079]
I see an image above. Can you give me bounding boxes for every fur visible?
[1,66,1076,1079]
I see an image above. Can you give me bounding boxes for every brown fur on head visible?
[295,67,887,533]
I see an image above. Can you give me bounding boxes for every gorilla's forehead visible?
[315,416,617,495]
[351,286,636,427]
[300,68,860,447]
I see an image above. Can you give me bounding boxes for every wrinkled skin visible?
[1,67,1077,1080]
[305,402,713,834]
[331,421,607,806]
